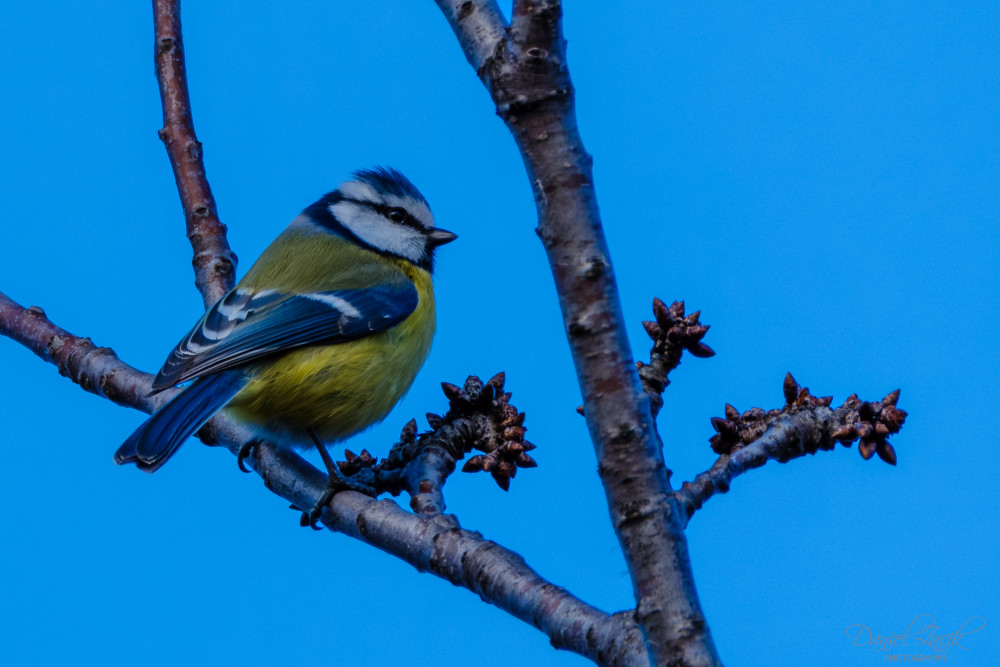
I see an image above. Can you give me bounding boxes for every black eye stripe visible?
[372,203,424,231]
[339,197,426,231]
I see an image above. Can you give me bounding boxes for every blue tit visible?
[115,167,456,473]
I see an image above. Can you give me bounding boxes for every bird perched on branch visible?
[115,167,456,506]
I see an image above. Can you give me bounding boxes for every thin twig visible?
[676,380,907,526]
[636,299,715,418]
[676,407,847,527]
[359,373,535,513]
[153,0,236,306]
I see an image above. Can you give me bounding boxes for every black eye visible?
[387,207,407,223]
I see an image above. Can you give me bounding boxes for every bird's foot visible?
[237,439,263,473]
[303,428,376,529]
[305,458,377,528]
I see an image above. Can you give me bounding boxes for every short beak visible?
[427,227,458,247]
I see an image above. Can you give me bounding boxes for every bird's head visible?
[307,167,457,271]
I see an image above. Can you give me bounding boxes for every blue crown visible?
[353,167,429,207]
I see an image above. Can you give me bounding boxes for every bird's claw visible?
[237,439,262,473]
[293,473,376,530]
[290,504,324,531]
[308,484,337,530]
[294,428,377,530]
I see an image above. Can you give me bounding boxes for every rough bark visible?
[435,2,721,664]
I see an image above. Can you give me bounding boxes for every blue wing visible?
[115,370,249,472]
[151,283,418,392]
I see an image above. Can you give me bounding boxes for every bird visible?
[115,167,456,502]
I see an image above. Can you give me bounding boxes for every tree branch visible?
[434,0,507,76]
[0,291,155,412]
[253,443,651,667]
[153,0,236,306]
[636,299,715,418]
[436,2,720,664]
[676,378,907,527]
[677,408,853,527]
[337,373,536,514]
[0,291,648,666]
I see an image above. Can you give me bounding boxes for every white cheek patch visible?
[329,200,426,263]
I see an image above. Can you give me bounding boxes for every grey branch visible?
[435,1,721,664]
[676,407,848,527]
[249,441,650,666]
[153,0,237,306]
[435,0,508,75]
[0,291,156,412]
[0,291,648,666]
[676,384,907,527]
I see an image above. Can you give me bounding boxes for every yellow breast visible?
[221,225,437,447]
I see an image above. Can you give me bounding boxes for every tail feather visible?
[115,371,248,472]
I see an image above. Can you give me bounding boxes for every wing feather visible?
[151,283,417,391]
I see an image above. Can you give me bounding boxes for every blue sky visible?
[1,2,997,665]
